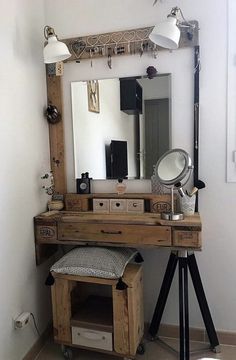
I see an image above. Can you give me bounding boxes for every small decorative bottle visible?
[116,178,126,195]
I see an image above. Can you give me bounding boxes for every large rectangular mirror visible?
[71,74,171,180]
[59,47,195,193]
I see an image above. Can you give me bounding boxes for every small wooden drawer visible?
[93,199,110,213]
[58,222,171,246]
[110,199,127,213]
[173,230,201,248]
[127,199,144,213]
[71,326,113,351]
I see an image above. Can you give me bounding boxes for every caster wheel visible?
[137,343,145,355]
[61,346,73,360]
[212,345,221,353]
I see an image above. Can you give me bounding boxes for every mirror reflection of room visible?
[71,74,171,180]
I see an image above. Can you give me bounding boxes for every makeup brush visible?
[194,179,206,190]
[189,187,198,197]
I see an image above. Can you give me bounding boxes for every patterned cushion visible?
[51,246,138,279]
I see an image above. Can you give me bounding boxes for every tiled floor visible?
[36,337,236,360]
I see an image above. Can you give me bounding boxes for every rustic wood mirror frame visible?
[45,24,200,209]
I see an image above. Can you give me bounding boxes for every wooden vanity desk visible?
[34,196,202,265]
[34,196,220,360]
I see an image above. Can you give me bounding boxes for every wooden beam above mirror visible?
[57,22,199,63]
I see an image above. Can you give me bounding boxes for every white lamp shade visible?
[43,36,71,64]
[149,16,181,50]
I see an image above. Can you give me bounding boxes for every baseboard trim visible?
[22,321,236,359]
[22,323,52,360]
[146,323,236,346]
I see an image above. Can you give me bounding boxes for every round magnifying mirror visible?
[155,149,193,220]
[156,149,192,185]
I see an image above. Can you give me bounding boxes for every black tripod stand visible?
[149,251,220,360]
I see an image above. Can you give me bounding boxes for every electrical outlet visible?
[14,312,31,329]
[56,61,64,76]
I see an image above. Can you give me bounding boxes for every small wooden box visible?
[110,199,127,213]
[127,199,144,213]
[150,195,177,213]
[65,194,89,211]
[93,199,110,213]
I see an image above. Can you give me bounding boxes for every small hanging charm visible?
[153,44,158,59]
[127,41,131,54]
[90,49,93,67]
[107,48,112,69]
[140,41,144,57]
[114,43,118,55]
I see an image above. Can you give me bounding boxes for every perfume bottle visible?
[116,178,126,195]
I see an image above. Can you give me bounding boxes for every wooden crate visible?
[51,264,143,357]
[150,194,178,213]
[64,193,90,211]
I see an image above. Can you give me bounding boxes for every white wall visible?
[45,0,236,332]
[0,1,52,359]
[71,79,136,179]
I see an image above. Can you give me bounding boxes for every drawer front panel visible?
[72,326,113,351]
[58,223,171,246]
[173,230,201,248]
[110,199,127,213]
[93,199,110,213]
[127,199,144,213]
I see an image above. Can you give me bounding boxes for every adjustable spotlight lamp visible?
[149,7,196,50]
[43,26,71,64]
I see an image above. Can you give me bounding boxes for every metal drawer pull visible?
[78,331,106,341]
[101,230,122,235]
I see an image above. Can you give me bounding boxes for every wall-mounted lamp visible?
[43,26,71,64]
[149,7,195,50]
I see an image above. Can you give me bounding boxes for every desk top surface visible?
[36,211,201,228]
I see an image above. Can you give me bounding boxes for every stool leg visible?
[179,256,189,360]
[149,252,178,338]
[188,253,219,350]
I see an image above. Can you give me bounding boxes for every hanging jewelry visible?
[89,49,93,67]
[107,48,112,69]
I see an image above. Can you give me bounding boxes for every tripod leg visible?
[188,253,220,350]
[179,256,189,360]
[149,252,178,338]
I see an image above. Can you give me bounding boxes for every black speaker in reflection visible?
[106,140,128,179]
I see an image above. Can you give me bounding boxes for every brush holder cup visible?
[180,195,196,216]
